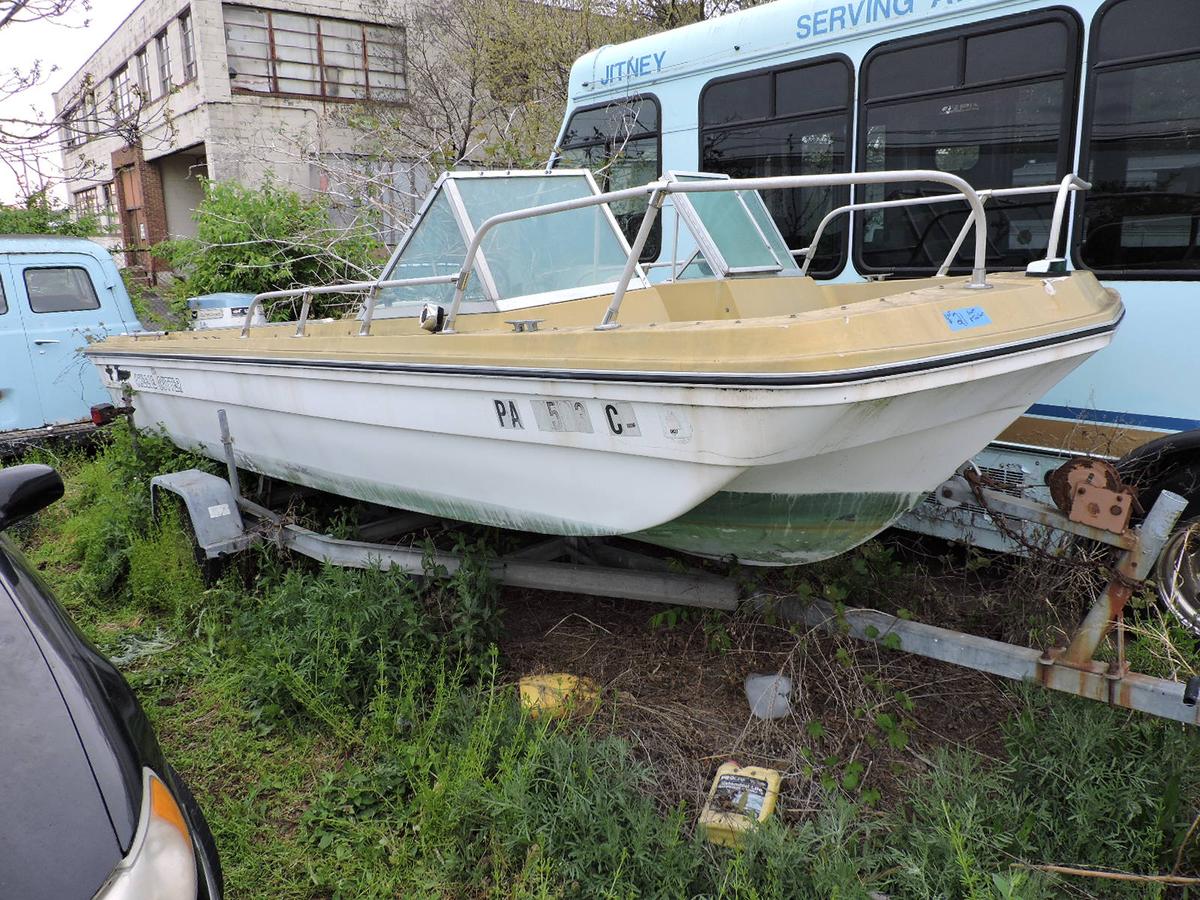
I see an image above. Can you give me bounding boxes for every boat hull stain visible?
[636,490,924,565]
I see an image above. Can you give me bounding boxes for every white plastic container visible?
[743,673,792,719]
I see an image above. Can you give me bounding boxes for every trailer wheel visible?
[1155,517,1200,637]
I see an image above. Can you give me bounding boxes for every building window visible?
[135,48,151,99]
[700,59,853,276]
[223,5,405,102]
[858,11,1082,274]
[73,187,99,216]
[558,97,661,259]
[156,29,172,93]
[1078,0,1200,275]
[111,65,134,119]
[179,10,196,81]
[62,105,83,148]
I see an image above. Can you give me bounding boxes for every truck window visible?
[700,57,852,277]
[1078,0,1200,275]
[558,96,661,260]
[24,267,101,314]
[0,279,6,315]
[858,12,1081,274]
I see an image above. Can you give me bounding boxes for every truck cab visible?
[0,236,142,448]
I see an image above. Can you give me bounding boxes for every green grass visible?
[10,433,1200,898]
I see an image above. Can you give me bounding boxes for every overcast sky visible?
[0,0,142,203]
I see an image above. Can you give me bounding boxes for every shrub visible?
[153,179,382,317]
[885,688,1200,898]
[0,190,99,237]
[236,547,501,724]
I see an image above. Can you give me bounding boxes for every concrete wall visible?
[54,0,207,194]
[54,0,410,263]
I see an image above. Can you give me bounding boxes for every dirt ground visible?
[498,580,1021,820]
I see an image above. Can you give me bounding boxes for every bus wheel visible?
[1154,517,1200,636]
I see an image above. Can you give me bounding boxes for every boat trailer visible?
[155,410,1199,727]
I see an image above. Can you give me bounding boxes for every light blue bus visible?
[552,0,1200,625]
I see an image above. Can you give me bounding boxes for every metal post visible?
[216,408,241,502]
[358,287,377,336]
[293,291,312,337]
[937,194,991,278]
[1060,490,1187,666]
[1045,175,1090,265]
[240,297,264,338]
[597,189,664,330]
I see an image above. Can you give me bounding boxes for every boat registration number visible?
[531,397,594,434]
[492,396,641,437]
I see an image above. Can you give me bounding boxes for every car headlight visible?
[94,768,198,900]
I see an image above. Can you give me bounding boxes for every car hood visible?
[0,580,122,898]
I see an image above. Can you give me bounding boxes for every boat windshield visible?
[376,187,484,309]
[453,174,630,300]
[667,173,799,276]
[377,172,634,310]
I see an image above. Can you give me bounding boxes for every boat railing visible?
[240,274,459,339]
[240,169,1083,339]
[795,174,1091,277]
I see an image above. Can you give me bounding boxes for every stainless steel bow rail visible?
[152,410,1200,727]
[796,174,1091,277]
[238,167,1044,339]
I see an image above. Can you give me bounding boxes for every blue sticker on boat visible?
[943,306,992,331]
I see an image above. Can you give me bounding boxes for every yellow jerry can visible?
[698,761,782,846]
[518,673,600,720]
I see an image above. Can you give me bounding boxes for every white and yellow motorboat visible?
[86,169,1121,564]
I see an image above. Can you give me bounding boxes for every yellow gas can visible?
[518,673,599,720]
[698,761,782,846]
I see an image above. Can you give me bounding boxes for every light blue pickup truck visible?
[0,236,142,450]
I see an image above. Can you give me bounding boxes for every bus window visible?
[699,58,852,277]
[558,96,661,260]
[858,12,1081,274]
[1078,0,1200,276]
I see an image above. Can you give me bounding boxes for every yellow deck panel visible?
[90,273,1121,376]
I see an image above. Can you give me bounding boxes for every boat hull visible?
[91,328,1107,563]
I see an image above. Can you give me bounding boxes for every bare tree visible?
[0,0,87,29]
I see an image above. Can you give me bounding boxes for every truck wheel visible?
[1154,517,1200,636]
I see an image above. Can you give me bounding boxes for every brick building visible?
[53,0,409,277]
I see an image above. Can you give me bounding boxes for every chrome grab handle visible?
[33,339,61,345]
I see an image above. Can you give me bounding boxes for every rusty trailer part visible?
[1046,457,1136,533]
[781,598,1200,726]
[777,479,1193,725]
[1059,486,1186,666]
[935,475,1139,550]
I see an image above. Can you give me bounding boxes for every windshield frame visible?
[376,168,647,315]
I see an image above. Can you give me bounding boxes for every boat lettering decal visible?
[493,399,524,430]
[660,409,693,443]
[132,372,183,394]
[942,306,992,331]
[604,402,641,436]
[532,397,593,434]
